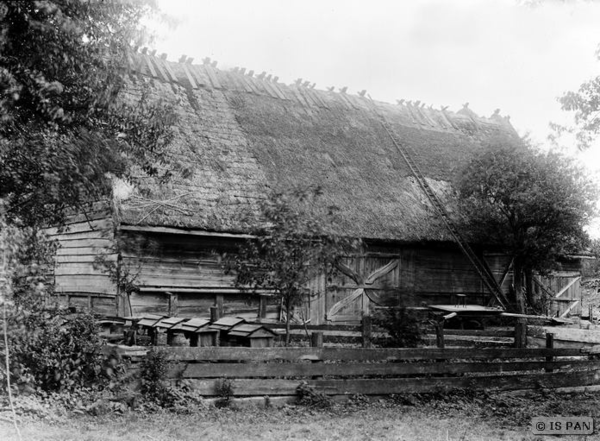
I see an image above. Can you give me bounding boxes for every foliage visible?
[0,0,176,227]
[8,308,107,393]
[456,138,597,312]
[373,306,423,348]
[140,350,172,406]
[214,378,235,408]
[0,212,110,396]
[296,381,333,409]
[554,69,600,150]
[228,186,360,346]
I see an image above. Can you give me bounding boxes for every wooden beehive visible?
[227,323,278,347]
[172,317,219,347]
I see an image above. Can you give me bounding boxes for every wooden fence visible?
[116,345,600,399]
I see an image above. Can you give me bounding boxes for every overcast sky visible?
[151,0,600,235]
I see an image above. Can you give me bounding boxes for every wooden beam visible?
[180,369,600,396]
[119,225,254,239]
[533,276,555,297]
[555,276,581,298]
[169,359,600,380]
[560,300,580,318]
[158,346,587,363]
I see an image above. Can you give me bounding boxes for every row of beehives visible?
[98,315,279,348]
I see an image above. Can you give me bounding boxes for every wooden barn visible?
[45,52,582,324]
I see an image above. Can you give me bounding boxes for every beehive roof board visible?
[154,316,187,330]
[174,318,213,333]
[209,317,246,331]
[227,324,278,338]
[137,315,165,327]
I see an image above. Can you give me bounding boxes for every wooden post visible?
[216,294,224,317]
[149,328,157,346]
[589,305,594,323]
[167,292,178,316]
[210,306,220,322]
[189,333,199,347]
[514,319,527,348]
[545,332,554,373]
[435,318,445,349]
[258,295,267,320]
[311,331,324,348]
[166,331,174,346]
[362,316,372,348]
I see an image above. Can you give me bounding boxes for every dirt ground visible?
[2,390,600,441]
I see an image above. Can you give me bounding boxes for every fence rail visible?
[114,345,600,398]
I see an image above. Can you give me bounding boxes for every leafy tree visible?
[456,139,597,313]
[555,72,600,150]
[228,187,359,346]
[0,0,175,226]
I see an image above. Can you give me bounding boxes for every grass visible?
[2,389,600,441]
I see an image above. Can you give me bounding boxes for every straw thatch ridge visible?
[115,52,520,241]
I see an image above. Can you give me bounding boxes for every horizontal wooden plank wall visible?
[116,230,514,323]
[121,230,279,319]
[116,346,600,397]
[45,213,119,316]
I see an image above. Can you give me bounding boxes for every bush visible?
[8,308,107,393]
[373,306,423,348]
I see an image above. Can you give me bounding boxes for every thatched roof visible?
[115,53,520,241]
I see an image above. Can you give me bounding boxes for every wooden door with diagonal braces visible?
[326,257,400,323]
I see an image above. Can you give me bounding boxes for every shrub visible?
[9,308,106,392]
[296,381,332,409]
[214,378,235,408]
[373,306,423,348]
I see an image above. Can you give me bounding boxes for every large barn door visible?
[326,259,399,323]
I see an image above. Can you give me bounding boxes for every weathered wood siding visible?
[45,213,119,316]
[120,230,280,319]
[323,246,510,324]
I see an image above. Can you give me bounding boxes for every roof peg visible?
[294,78,303,86]
[463,102,469,109]
[240,67,246,75]
[232,67,240,73]
[358,90,367,97]
[141,47,148,54]
[302,81,310,87]
[414,100,421,107]
[272,76,279,83]
[247,70,254,77]
[339,86,348,94]
[441,105,449,111]
[327,86,335,92]
[421,102,426,108]
[202,57,211,65]
[211,60,218,67]
[178,54,187,63]
[185,57,194,64]
[257,72,266,80]
[396,99,405,105]
[310,83,316,89]
[132,45,139,53]
[493,108,501,115]
[150,49,157,56]
[160,53,167,60]
[407,100,413,106]
[266,74,272,81]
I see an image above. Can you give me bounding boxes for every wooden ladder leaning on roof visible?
[368,99,509,310]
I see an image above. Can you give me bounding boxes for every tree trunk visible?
[513,259,526,314]
[285,297,291,347]
[524,268,537,311]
